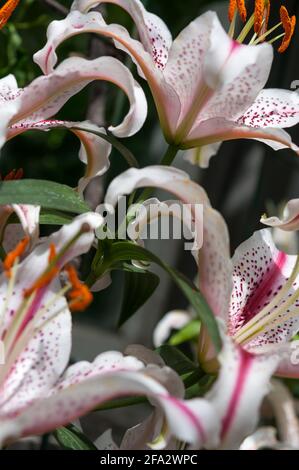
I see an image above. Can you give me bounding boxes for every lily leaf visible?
[90,241,221,351]
[119,269,160,326]
[54,424,97,450]
[0,180,89,213]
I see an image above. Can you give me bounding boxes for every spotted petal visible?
[0,354,219,448]
[0,74,20,150]
[71,0,172,70]
[238,89,299,129]
[206,334,279,449]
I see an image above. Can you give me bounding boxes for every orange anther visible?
[65,264,93,312]
[278,5,296,53]
[24,243,59,297]
[0,0,20,30]
[4,236,29,277]
[254,0,264,33]
[236,0,247,23]
[228,0,237,22]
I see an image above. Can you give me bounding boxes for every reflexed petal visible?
[206,335,279,449]
[239,89,299,129]
[0,357,218,448]
[11,56,147,139]
[261,199,299,231]
[71,0,172,70]
[105,166,232,320]
[33,10,180,138]
[229,229,299,348]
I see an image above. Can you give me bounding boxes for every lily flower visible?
[34,0,299,166]
[0,211,219,448]
[104,165,299,448]
[0,55,147,193]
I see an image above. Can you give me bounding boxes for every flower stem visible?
[136,144,179,203]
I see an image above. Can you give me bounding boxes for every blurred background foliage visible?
[1,0,299,345]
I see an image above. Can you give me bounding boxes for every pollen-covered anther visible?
[228,0,237,22]
[24,243,59,297]
[254,0,266,34]
[0,0,20,30]
[65,264,93,312]
[236,0,247,22]
[3,236,29,278]
[278,5,296,53]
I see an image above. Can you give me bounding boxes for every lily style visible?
[0,55,147,193]
[103,165,299,448]
[34,0,299,167]
[0,211,222,448]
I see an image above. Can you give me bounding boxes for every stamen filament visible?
[237,14,255,43]
[234,255,299,341]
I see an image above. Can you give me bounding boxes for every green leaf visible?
[156,345,197,375]
[169,319,201,346]
[119,269,160,326]
[72,126,139,168]
[54,424,97,450]
[0,180,89,213]
[90,241,221,351]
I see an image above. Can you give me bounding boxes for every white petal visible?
[184,142,222,168]
[153,310,191,347]
[206,335,279,449]
[0,74,21,149]
[261,199,299,231]
[239,89,299,129]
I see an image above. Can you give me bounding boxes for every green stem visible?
[136,144,179,203]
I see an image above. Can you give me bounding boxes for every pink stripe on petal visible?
[221,347,253,439]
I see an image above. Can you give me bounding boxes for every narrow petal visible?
[261,199,299,231]
[0,356,218,448]
[71,0,172,70]
[239,89,299,129]
[10,205,40,248]
[229,229,299,348]
[105,166,232,320]
[206,334,279,449]
[33,10,180,138]
[10,56,147,139]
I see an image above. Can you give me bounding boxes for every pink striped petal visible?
[207,335,279,449]
[0,359,218,448]
[229,229,299,347]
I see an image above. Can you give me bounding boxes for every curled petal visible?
[0,356,218,448]
[71,0,172,70]
[105,166,232,320]
[11,56,147,139]
[261,199,299,231]
[184,142,222,168]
